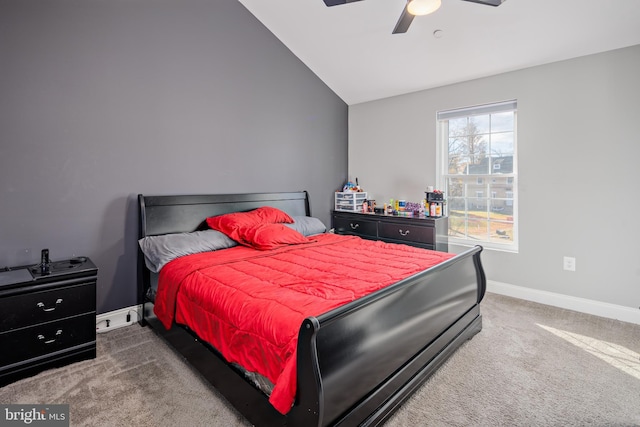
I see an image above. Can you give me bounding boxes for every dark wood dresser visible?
[0,257,97,386]
[332,211,449,252]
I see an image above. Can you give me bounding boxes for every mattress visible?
[153,233,455,414]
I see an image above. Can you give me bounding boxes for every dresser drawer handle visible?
[37,298,63,312]
[37,329,63,344]
[398,229,410,236]
[349,223,360,230]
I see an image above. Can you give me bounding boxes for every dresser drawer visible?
[333,216,377,238]
[0,282,95,332]
[0,313,95,367]
[378,222,435,246]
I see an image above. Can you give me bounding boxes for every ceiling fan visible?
[323,0,506,34]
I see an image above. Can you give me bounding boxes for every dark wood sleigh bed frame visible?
[137,191,486,427]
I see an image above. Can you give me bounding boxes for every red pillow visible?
[235,223,312,250]
[207,207,304,249]
[207,206,294,236]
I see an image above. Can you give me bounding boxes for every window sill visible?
[447,238,518,254]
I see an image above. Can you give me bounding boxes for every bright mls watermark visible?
[0,405,69,426]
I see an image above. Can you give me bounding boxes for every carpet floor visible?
[1,293,639,426]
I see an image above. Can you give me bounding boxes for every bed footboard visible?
[291,246,485,427]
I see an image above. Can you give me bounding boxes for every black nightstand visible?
[0,257,97,386]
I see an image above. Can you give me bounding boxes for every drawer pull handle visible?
[398,229,410,236]
[349,223,360,230]
[37,298,63,312]
[37,329,63,344]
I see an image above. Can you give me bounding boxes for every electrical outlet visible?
[563,256,576,272]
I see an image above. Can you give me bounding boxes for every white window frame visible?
[436,100,518,252]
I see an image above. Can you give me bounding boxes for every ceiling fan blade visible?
[323,0,364,6]
[392,4,415,34]
[460,0,506,6]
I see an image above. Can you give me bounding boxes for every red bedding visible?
[154,233,455,414]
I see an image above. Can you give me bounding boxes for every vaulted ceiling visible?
[239,0,640,105]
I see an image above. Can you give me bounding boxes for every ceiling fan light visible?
[407,0,442,16]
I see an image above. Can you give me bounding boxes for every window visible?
[437,100,518,251]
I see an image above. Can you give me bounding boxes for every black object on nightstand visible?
[0,254,97,386]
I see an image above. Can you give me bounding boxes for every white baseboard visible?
[487,280,640,325]
[96,305,142,333]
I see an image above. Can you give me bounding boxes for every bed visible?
[137,191,486,427]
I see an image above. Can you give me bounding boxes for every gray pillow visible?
[285,216,326,237]
[138,229,237,273]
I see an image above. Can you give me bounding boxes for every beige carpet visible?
[1,293,639,426]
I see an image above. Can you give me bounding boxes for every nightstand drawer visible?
[378,223,434,245]
[0,282,95,332]
[0,313,96,367]
[333,216,377,238]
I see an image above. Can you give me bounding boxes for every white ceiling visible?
[238,0,640,105]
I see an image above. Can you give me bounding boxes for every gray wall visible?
[0,0,348,313]
[349,45,640,309]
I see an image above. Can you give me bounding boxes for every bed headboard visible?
[138,191,311,238]
[137,191,311,306]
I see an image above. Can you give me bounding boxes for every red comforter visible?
[154,233,454,414]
